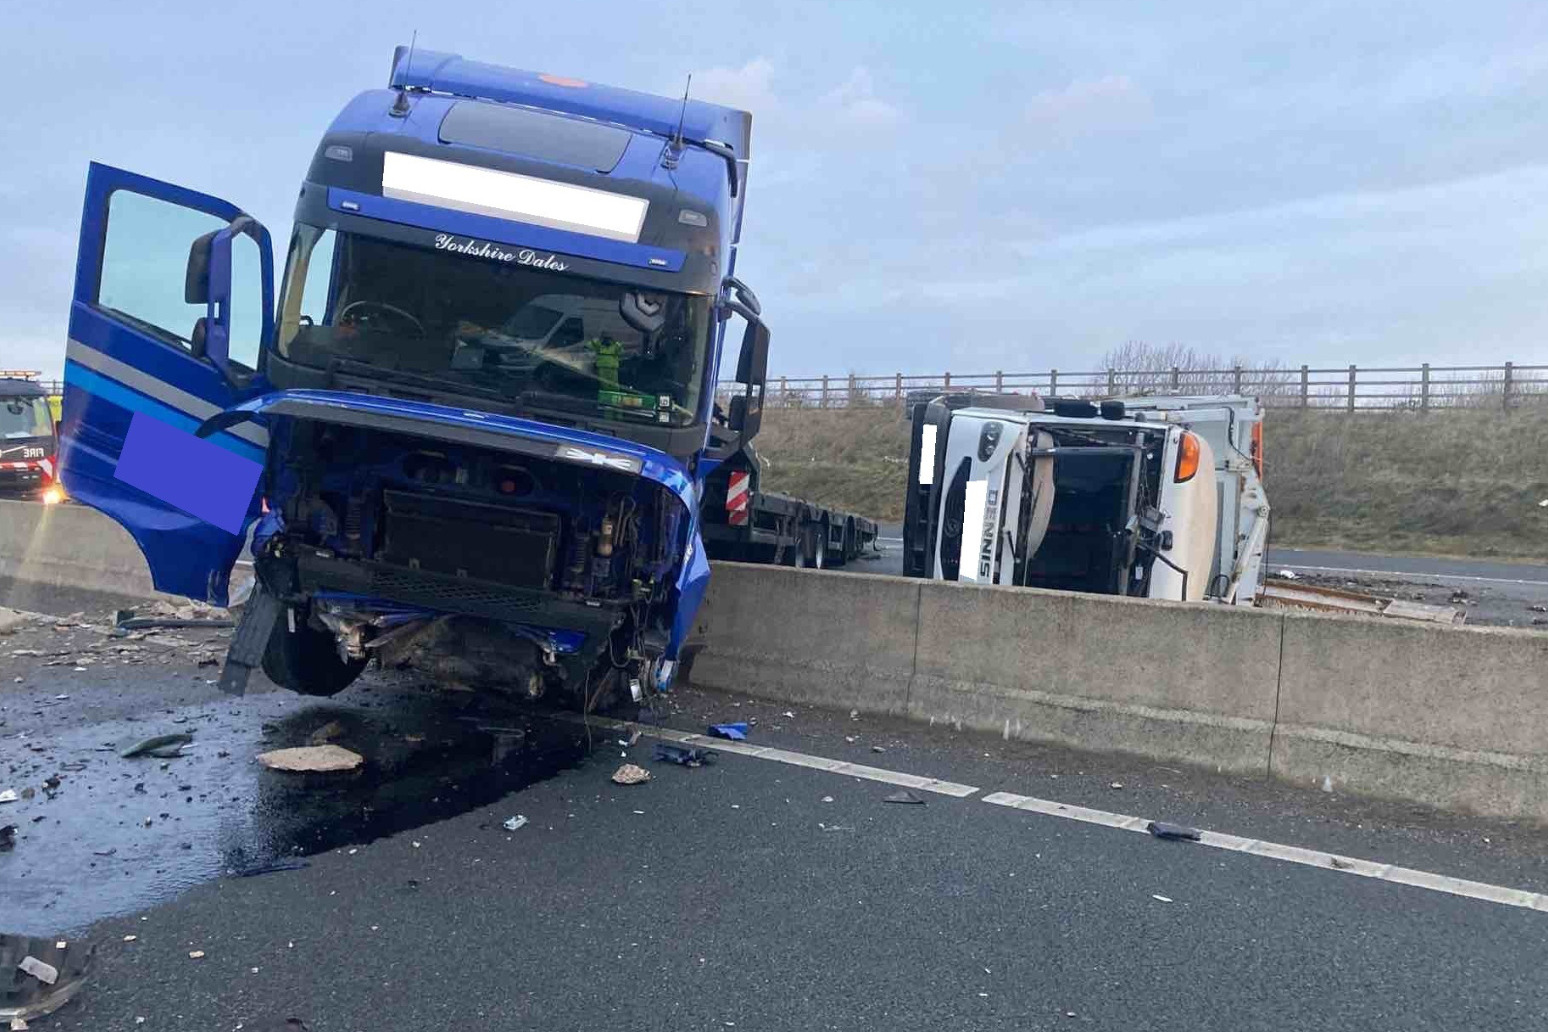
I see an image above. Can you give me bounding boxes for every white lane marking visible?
[1272,562,1548,588]
[574,715,980,798]
[572,717,1547,912]
[982,791,1548,913]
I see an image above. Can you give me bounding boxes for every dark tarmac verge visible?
[4,591,1548,1031]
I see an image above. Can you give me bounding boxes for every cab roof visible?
[388,47,752,162]
[0,379,47,398]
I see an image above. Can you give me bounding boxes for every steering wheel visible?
[338,300,425,338]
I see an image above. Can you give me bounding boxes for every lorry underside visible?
[250,417,686,708]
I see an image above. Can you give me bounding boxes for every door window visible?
[97,189,264,370]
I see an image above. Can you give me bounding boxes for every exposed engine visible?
[250,418,688,707]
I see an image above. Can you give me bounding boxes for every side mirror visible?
[184,215,275,387]
[729,318,769,441]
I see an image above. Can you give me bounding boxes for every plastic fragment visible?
[120,733,193,759]
[706,722,748,741]
[884,790,925,805]
[1151,894,1173,903]
[653,743,715,767]
[503,815,529,831]
[16,958,57,986]
[1146,821,1201,841]
[612,764,651,785]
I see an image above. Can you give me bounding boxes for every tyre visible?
[826,520,847,568]
[801,522,824,569]
[261,607,368,697]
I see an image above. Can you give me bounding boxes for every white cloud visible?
[1024,74,1150,133]
[820,67,903,127]
[690,57,779,115]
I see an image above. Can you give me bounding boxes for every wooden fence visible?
[723,363,1548,411]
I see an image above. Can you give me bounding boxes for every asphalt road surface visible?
[852,527,1548,626]
[4,593,1548,1030]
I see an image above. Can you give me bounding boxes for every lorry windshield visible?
[0,396,52,440]
[277,225,712,426]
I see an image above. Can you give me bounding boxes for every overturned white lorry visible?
[901,393,1268,605]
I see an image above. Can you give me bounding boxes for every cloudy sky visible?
[5,0,1548,379]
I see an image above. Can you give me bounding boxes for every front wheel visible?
[261,608,369,697]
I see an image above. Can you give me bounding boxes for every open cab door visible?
[58,163,274,604]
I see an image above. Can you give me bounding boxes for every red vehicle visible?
[0,373,62,504]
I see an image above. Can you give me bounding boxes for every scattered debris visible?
[1109,782,1124,790]
[871,745,885,753]
[121,936,136,943]
[1151,894,1174,903]
[1329,857,1354,870]
[620,729,641,747]
[849,709,859,720]
[1529,605,1547,614]
[612,763,651,785]
[1146,821,1201,841]
[0,791,15,805]
[188,951,205,960]
[1321,774,1334,793]
[821,795,834,803]
[15,959,56,987]
[706,722,748,741]
[120,733,193,759]
[883,790,925,805]
[256,745,364,773]
[306,720,346,745]
[844,736,857,744]
[781,711,795,719]
[503,815,529,832]
[1276,568,1298,580]
[653,743,715,767]
[0,934,92,1024]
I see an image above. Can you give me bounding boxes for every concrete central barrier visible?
[690,562,1548,821]
[5,500,1547,820]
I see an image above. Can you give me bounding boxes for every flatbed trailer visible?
[700,439,876,567]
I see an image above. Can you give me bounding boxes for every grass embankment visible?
[754,404,1548,561]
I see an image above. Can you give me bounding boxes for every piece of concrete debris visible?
[1276,569,1298,580]
[257,745,364,773]
[503,815,529,832]
[611,763,651,785]
[120,733,193,760]
[188,951,205,960]
[0,608,34,636]
[883,790,925,805]
[15,959,56,987]
[0,791,16,805]
[306,720,346,745]
[1146,821,1202,842]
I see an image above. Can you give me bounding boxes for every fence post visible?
[779,376,787,407]
[1347,365,1356,412]
[994,370,1003,393]
[943,371,951,390]
[1299,365,1309,408]
[1503,362,1514,412]
[1170,366,1181,391]
[1107,369,1116,395]
[1049,368,1058,396]
[847,372,857,407]
[1420,364,1429,413]
[1233,365,1243,393]
[820,374,829,408]
[894,372,903,403]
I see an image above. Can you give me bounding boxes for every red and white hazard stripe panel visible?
[1,461,38,471]
[39,457,54,479]
[726,470,750,526]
